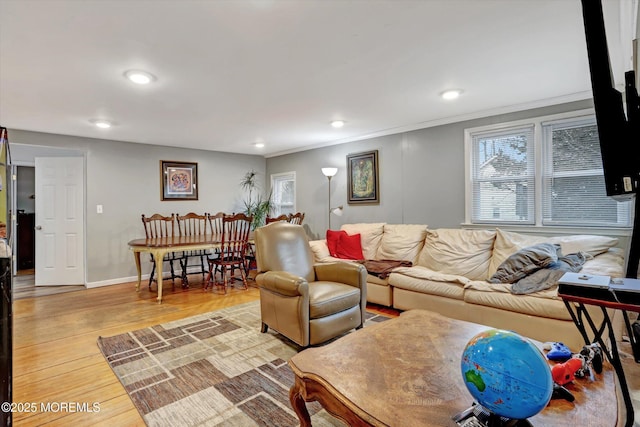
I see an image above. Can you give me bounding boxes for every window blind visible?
[470,125,535,224]
[541,118,631,227]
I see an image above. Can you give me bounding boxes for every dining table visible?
[128,234,223,303]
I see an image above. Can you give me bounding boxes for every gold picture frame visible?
[347,150,379,204]
[160,160,198,201]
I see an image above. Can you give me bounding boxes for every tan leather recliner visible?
[254,222,367,347]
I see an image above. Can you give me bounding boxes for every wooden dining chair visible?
[205,212,225,276]
[265,214,288,224]
[175,212,209,286]
[205,213,253,293]
[207,211,225,236]
[288,212,305,225]
[140,213,181,289]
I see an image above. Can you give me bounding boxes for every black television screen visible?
[581,0,639,201]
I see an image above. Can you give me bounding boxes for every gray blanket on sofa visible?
[489,243,587,294]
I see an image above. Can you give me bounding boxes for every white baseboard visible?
[85,267,206,289]
[86,274,150,288]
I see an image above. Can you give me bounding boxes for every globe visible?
[461,329,553,420]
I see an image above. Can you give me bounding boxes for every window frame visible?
[468,124,536,226]
[464,108,633,232]
[270,171,296,217]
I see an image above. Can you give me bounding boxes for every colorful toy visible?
[551,358,583,386]
[547,342,604,403]
[546,342,572,361]
[579,343,603,374]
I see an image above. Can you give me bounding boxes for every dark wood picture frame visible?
[347,150,379,204]
[160,160,198,201]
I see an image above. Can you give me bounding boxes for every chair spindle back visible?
[265,214,289,224]
[288,212,305,225]
[176,212,209,237]
[219,213,253,262]
[141,213,175,239]
[207,212,225,237]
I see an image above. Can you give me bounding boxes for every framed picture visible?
[160,161,198,201]
[347,150,379,204]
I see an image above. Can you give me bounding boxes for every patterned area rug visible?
[97,301,390,426]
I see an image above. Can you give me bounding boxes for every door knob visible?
[35,225,42,230]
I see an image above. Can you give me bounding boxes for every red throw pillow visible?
[326,229,346,257]
[336,233,365,260]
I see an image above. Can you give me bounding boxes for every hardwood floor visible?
[13,272,85,300]
[10,276,640,426]
[12,276,261,426]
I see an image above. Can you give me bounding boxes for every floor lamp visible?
[321,167,343,229]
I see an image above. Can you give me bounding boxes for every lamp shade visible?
[321,167,338,177]
[330,206,343,216]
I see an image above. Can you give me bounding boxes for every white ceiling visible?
[0,0,635,157]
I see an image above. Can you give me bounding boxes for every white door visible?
[35,157,85,286]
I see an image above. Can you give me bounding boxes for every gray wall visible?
[267,100,600,240]
[9,129,266,285]
[8,98,629,285]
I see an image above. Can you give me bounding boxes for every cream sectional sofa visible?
[309,223,626,350]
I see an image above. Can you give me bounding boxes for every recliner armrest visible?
[256,271,308,296]
[314,262,367,289]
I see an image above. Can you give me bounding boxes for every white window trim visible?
[463,108,632,234]
[270,171,296,215]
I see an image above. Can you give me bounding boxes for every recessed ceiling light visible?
[124,69,156,85]
[90,119,112,129]
[331,120,345,128]
[254,142,265,148]
[441,89,463,100]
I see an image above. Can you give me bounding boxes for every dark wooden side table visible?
[288,309,618,427]
[558,292,639,427]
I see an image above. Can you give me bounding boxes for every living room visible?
[2,0,639,288]
[1,0,640,426]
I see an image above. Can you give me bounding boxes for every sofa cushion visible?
[581,247,625,277]
[547,234,619,257]
[326,230,346,258]
[309,240,332,262]
[376,224,428,264]
[489,243,560,284]
[341,223,386,260]
[389,265,467,299]
[488,229,619,277]
[463,287,572,321]
[335,233,365,260]
[417,228,496,281]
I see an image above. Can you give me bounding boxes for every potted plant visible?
[240,170,273,230]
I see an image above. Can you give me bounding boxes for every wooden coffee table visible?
[288,309,618,426]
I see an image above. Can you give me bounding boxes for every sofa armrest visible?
[256,271,308,296]
[314,262,367,289]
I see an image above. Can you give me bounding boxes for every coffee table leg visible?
[289,380,312,427]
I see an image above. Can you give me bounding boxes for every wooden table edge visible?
[288,358,386,427]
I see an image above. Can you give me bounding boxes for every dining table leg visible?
[150,248,165,303]
[133,250,142,292]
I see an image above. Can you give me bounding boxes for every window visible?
[270,172,296,216]
[469,125,535,225]
[466,111,632,228]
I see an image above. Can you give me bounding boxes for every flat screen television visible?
[580,0,640,279]
[581,0,639,200]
